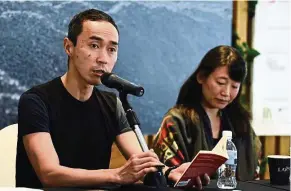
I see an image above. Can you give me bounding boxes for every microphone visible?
[101,72,144,97]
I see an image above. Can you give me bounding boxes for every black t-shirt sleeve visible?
[115,97,132,135]
[18,93,50,137]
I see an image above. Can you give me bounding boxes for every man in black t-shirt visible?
[16,9,209,189]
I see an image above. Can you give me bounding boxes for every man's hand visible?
[168,162,210,190]
[114,150,164,184]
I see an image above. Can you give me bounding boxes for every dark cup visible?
[268,155,290,185]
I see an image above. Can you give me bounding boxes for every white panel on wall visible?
[252,1,291,136]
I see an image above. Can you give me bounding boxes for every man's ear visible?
[64,37,74,56]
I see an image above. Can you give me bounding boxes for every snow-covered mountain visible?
[0,1,232,133]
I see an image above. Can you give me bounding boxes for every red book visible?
[174,136,228,188]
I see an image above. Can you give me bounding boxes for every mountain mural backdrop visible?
[0,1,232,134]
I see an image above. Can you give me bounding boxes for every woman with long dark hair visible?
[153,45,261,181]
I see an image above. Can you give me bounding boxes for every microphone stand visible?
[119,92,167,188]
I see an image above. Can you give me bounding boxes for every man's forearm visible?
[40,166,120,187]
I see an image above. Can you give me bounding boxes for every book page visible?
[174,136,228,188]
[212,136,228,158]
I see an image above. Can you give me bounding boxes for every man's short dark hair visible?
[68,9,119,46]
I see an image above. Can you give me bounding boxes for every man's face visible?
[68,20,119,85]
[198,66,241,110]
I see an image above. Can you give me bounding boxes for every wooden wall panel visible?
[109,135,154,169]
[279,136,290,156]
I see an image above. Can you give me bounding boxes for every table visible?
[43,180,290,191]
[205,180,289,191]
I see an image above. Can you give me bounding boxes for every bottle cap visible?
[222,130,232,138]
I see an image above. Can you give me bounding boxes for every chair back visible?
[0,124,18,187]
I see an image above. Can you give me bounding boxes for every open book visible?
[174,136,228,188]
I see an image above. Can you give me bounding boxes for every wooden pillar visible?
[233,0,248,44]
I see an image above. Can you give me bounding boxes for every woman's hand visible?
[168,162,210,190]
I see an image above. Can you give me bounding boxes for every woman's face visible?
[197,65,241,109]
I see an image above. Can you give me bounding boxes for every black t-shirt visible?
[16,77,131,188]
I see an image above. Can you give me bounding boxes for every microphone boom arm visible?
[118,91,167,188]
[119,92,148,151]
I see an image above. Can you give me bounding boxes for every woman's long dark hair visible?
[176,45,251,136]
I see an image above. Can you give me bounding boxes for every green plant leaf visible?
[242,42,249,49]
[259,157,268,176]
[232,31,260,63]
[246,49,260,62]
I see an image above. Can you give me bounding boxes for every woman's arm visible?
[152,114,186,166]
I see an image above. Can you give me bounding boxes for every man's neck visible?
[61,72,93,102]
